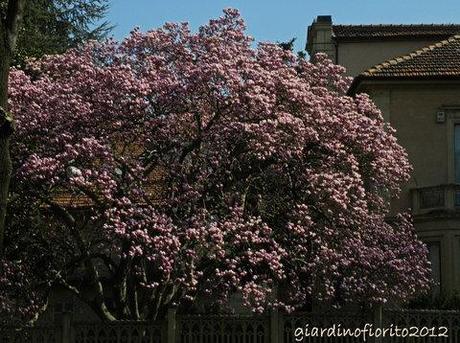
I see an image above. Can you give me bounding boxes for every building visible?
[307,16,460,297]
[307,15,460,77]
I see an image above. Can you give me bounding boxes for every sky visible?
[107,0,460,52]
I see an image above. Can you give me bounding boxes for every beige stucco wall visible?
[361,81,460,294]
[337,40,440,77]
[364,83,460,211]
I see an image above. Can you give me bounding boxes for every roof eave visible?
[347,75,460,96]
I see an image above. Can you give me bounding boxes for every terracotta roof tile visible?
[52,192,93,208]
[360,35,460,78]
[51,183,164,208]
[51,168,166,208]
[333,24,460,40]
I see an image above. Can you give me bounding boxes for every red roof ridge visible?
[332,24,460,41]
[334,23,460,27]
[362,35,460,77]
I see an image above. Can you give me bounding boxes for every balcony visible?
[411,184,460,216]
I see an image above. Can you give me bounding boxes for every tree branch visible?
[46,200,76,227]
[47,202,116,321]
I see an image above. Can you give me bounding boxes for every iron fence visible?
[2,308,460,343]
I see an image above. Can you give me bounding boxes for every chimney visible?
[306,15,336,62]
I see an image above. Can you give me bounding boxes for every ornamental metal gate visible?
[72,321,164,343]
[177,314,269,343]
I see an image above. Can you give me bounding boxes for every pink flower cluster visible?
[2,9,430,321]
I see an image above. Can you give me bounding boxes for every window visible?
[454,125,460,204]
[455,125,460,181]
[426,242,441,297]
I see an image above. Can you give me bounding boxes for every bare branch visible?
[46,201,76,228]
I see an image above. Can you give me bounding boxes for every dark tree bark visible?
[0,0,25,253]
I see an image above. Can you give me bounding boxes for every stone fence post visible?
[62,312,72,343]
[167,307,177,343]
[270,307,279,343]
[372,304,383,343]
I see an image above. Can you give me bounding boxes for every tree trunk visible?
[0,132,12,253]
[0,48,12,253]
[0,0,26,253]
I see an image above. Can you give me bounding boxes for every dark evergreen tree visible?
[278,37,307,59]
[14,0,112,65]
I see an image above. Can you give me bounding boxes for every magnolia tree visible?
[1,9,430,322]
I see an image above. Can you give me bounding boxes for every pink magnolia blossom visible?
[1,9,430,322]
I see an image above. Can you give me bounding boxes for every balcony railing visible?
[411,184,460,215]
